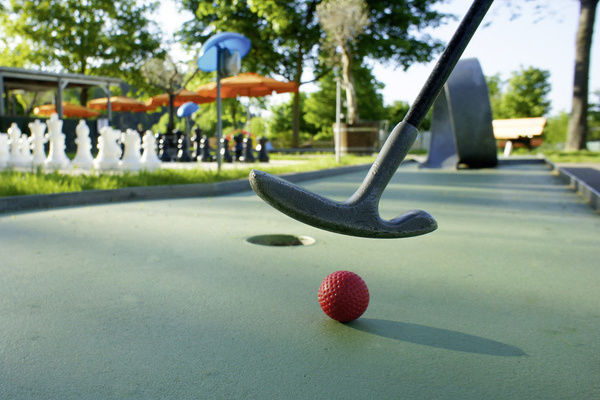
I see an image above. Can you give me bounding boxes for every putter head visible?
[250,169,437,238]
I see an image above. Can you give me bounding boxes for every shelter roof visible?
[0,66,122,91]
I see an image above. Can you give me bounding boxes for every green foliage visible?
[485,74,505,119]
[541,150,600,164]
[304,64,386,140]
[488,67,552,119]
[0,0,164,89]
[588,90,600,141]
[179,0,449,145]
[503,67,551,117]
[543,112,570,144]
[268,94,314,146]
[249,117,267,137]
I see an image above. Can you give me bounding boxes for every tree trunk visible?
[341,47,358,125]
[168,93,176,133]
[291,47,304,148]
[566,0,598,150]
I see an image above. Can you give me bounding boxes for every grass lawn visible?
[2,150,598,198]
[0,154,377,198]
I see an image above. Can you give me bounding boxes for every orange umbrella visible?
[146,90,214,109]
[34,102,100,118]
[87,96,149,112]
[196,72,299,99]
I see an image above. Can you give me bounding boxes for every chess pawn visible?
[257,136,270,163]
[19,133,34,167]
[7,123,27,167]
[157,134,172,162]
[176,133,192,162]
[233,134,244,161]
[0,133,9,169]
[242,136,255,163]
[199,135,214,162]
[120,129,142,171]
[94,126,122,170]
[45,113,70,169]
[71,120,94,169]
[191,127,203,159]
[28,119,48,167]
[220,137,233,163]
[140,131,161,171]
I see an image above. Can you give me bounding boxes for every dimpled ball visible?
[318,270,369,322]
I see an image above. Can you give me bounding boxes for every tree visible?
[485,67,551,119]
[0,0,164,104]
[178,0,448,146]
[485,74,505,119]
[317,0,370,124]
[566,0,598,149]
[141,56,198,133]
[506,0,598,150]
[305,63,386,138]
[502,67,552,118]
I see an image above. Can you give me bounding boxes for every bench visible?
[492,117,547,156]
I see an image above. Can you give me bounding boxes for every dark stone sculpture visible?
[421,58,497,169]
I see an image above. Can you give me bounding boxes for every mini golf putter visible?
[250,0,494,239]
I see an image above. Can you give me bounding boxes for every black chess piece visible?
[257,136,270,162]
[157,134,172,162]
[176,133,192,162]
[191,127,202,159]
[199,135,215,162]
[221,137,233,163]
[233,134,244,161]
[242,136,256,163]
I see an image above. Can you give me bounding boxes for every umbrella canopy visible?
[177,102,200,118]
[146,90,214,109]
[87,96,149,112]
[34,102,100,118]
[196,72,299,99]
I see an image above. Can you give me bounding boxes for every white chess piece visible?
[94,126,122,170]
[0,133,9,169]
[28,119,48,167]
[45,113,70,169]
[19,133,33,167]
[140,131,162,171]
[71,120,94,169]
[7,123,28,168]
[119,129,142,171]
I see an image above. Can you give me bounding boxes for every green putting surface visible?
[1,161,598,399]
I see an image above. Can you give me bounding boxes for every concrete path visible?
[0,161,598,399]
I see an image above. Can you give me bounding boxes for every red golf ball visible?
[318,270,369,322]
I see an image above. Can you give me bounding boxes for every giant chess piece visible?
[191,127,203,160]
[140,130,161,171]
[19,132,34,167]
[199,135,215,162]
[157,134,172,162]
[220,137,233,163]
[71,120,94,169]
[7,123,28,168]
[28,119,48,167]
[242,136,256,163]
[45,114,70,169]
[233,133,244,161]
[0,133,9,169]
[176,130,192,162]
[257,136,270,163]
[120,129,142,171]
[94,126,122,170]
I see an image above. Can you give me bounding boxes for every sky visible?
[157,0,600,117]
